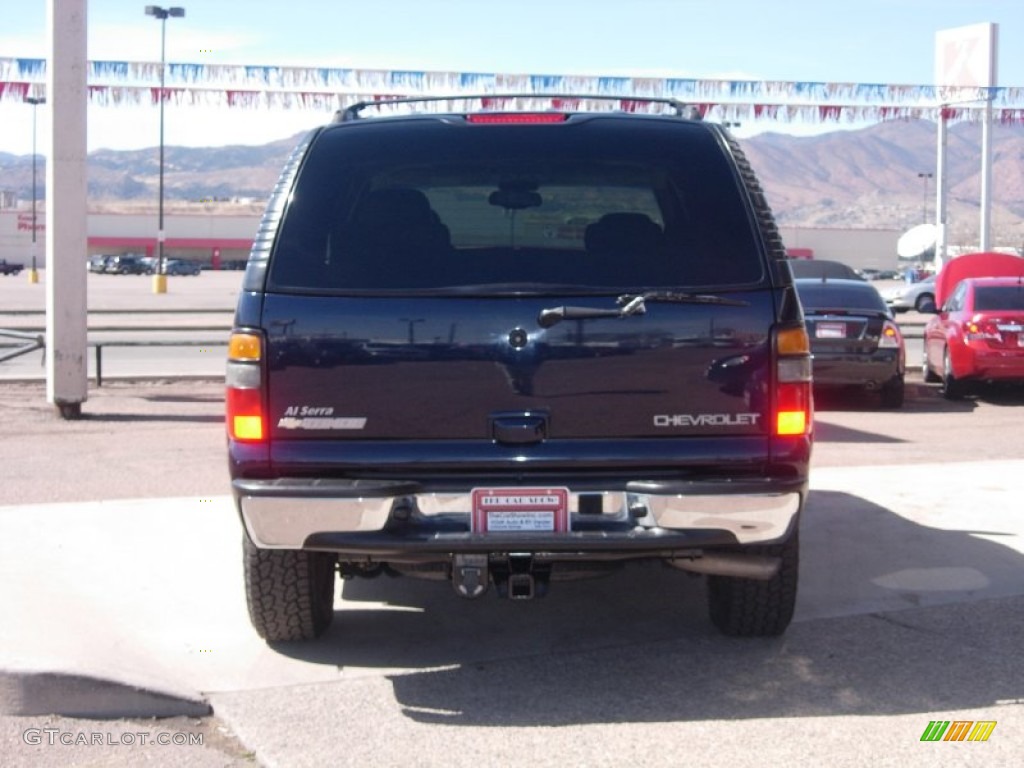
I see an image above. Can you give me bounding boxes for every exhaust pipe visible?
[668,553,780,581]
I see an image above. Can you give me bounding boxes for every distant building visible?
[0,210,1016,272]
[0,210,254,268]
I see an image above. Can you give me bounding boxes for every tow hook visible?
[452,554,489,598]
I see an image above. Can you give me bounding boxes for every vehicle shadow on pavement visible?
[812,421,907,443]
[379,593,1021,727]
[263,489,1024,726]
[813,383,979,414]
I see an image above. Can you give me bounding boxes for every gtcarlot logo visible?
[920,720,997,742]
[23,728,204,747]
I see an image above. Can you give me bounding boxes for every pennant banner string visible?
[2,56,1022,109]
[5,80,1024,126]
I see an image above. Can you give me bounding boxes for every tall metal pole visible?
[157,12,167,285]
[156,13,164,276]
[935,112,948,270]
[26,96,45,284]
[979,93,993,251]
[917,172,933,224]
[145,5,185,293]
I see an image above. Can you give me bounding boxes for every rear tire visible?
[879,376,905,408]
[942,348,967,400]
[707,529,799,637]
[914,293,934,312]
[243,535,336,642]
[922,342,941,383]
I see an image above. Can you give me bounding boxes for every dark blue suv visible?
[227,96,812,642]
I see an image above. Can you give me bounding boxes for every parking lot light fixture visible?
[144,5,186,294]
[25,95,45,285]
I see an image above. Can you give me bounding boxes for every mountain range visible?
[2,119,1022,246]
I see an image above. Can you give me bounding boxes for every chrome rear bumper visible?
[235,478,803,552]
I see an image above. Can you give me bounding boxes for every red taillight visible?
[466,113,568,124]
[965,317,1001,342]
[878,320,902,349]
[775,326,813,437]
[227,388,264,441]
[776,382,811,435]
[227,331,265,443]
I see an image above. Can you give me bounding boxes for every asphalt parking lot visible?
[1,272,1023,766]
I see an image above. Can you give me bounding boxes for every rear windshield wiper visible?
[537,291,750,328]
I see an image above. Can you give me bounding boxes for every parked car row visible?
[86,255,201,275]
[791,253,1024,409]
[0,258,25,276]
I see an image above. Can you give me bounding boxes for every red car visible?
[923,275,1024,398]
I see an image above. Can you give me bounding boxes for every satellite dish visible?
[897,223,938,262]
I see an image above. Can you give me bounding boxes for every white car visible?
[882,275,936,313]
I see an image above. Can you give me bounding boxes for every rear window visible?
[974,285,1024,310]
[267,117,765,293]
[796,282,888,313]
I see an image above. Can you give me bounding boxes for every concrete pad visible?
[0,459,1022,719]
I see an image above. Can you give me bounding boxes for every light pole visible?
[25,96,45,285]
[917,172,933,225]
[144,5,185,294]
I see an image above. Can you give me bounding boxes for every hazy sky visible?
[1,0,1022,154]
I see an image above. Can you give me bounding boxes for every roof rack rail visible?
[335,93,703,122]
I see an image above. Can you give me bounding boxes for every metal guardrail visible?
[0,309,232,385]
[0,334,227,386]
[0,330,45,364]
[90,339,227,387]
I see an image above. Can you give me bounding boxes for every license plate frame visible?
[470,488,570,533]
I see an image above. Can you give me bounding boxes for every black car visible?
[161,259,201,276]
[104,255,148,275]
[795,277,906,407]
[227,95,813,642]
[788,259,864,281]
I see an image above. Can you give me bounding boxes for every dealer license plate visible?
[816,322,847,339]
[471,488,570,533]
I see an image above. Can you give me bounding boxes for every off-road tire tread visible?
[707,531,799,637]
[243,536,336,642]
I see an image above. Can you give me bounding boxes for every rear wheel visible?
[707,530,799,637]
[922,342,941,383]
[879,376,905,408]
[243,535,336,642]
[914,293,934,312]
[942,348,967,400]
